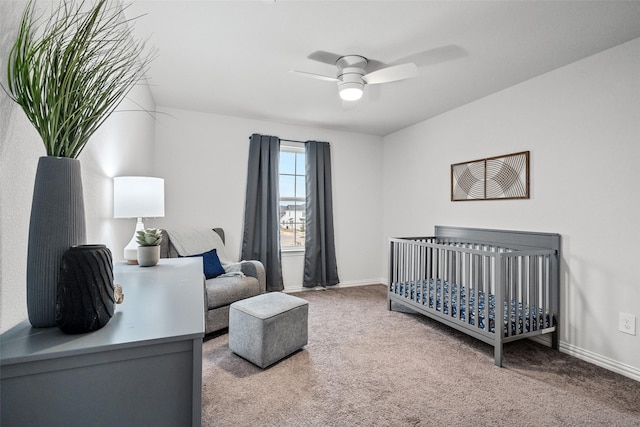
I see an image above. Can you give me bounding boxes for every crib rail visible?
[388,236,558,347]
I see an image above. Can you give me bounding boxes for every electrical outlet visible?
[619,312,636,335]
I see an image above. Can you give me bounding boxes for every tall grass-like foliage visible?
[6,0,155,158]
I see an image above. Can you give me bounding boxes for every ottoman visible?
[229,292,308,368]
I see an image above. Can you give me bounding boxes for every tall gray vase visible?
[27,156,87,327]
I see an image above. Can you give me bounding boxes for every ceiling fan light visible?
[339,82,364,101]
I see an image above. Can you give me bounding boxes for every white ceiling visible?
[126,1,640,136]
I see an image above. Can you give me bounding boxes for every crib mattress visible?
[391,280,551,336]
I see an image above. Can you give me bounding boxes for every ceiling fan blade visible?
[363,58,389,73]
[362,62,418,85]
[290,70,339,82]
[391,45,467,68]
[307,50,343,65]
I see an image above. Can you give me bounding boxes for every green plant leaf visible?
[136,228,162,246]
[6,0,156,158]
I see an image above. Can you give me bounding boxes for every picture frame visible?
[451,151,529,201]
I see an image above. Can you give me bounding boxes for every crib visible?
[388,226,560,366]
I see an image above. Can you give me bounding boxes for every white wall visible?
[0,1,157,332]
[382,38,640,379]
[152,108,384,291]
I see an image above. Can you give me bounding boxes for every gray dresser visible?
[1,258,205,426]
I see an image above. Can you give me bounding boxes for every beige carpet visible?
[201,285,640,426]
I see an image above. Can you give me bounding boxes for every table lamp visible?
[113,176,165,264]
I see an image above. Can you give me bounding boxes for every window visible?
[279,144,305,249]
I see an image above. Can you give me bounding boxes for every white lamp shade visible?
[113,176,165,218]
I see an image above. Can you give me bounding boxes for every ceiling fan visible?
[291,51,419,101]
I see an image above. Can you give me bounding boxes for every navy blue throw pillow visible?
[186,249,225,279]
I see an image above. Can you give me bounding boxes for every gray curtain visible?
[242,134,284,292]
[303,141,339,288]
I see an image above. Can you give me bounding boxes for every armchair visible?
[159,228,266,334]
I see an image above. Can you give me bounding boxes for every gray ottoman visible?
[229,292,308,368]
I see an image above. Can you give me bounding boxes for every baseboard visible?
[530,335,640,382]
[283,278,384,294]
[557,341,640,382]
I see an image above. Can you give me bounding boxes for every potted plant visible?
[136,228,163,267]
[5,0,154,326]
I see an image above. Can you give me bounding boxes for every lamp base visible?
[123,218,145,264]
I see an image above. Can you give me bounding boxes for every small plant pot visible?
[137,245,160,267]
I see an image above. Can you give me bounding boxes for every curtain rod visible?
[281,139,331,146]
[247,136,306,143]
[248,136,329,145]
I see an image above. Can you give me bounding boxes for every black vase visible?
[56,244,115,334]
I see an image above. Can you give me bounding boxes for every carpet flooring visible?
[201,284,640,426]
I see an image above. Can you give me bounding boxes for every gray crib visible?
[388,226,561,366]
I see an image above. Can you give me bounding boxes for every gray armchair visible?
[160,228,266,334]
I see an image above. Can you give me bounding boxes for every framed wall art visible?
[451,151,529,201]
